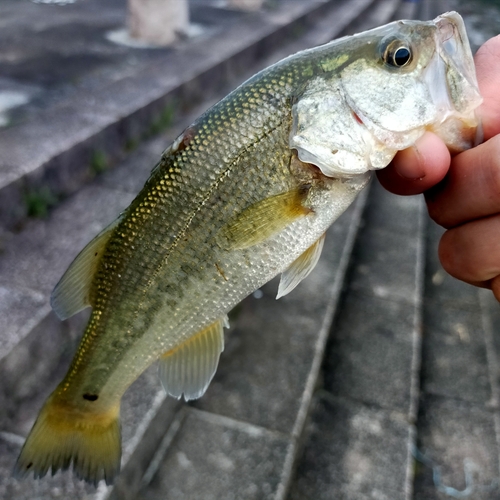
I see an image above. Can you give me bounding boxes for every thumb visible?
[474,35,500,140]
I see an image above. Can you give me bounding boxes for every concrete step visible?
[131,191,368,500]
[411,220,500,500]
[0,0,372,232]
[411,5,500,499]
[288,180,426,500]
[135,2,410,500]
[0,0,401,499]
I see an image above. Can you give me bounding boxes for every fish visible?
[15,11,482,486]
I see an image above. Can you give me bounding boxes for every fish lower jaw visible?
[292,141,397,179]
[427,115,481,153]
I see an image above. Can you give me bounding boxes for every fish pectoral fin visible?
[277,233,325,299]
[220,186,312,250]
[158,316,228,401]
[51,217,122,320]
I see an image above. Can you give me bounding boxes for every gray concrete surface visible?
[411,220,500,500]
[289,180,425,500]
[1,0,500,499]
[0,0,388,498]
[0,0,370,231]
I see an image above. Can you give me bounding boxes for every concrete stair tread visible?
[0,0,367,230]
[287,179,426,500]
[0,0,394,498]
[3,1,497,500]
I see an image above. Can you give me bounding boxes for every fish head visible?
[290,12,482,177]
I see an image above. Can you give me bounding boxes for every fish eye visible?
[381,39,413,68]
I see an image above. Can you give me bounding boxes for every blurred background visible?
[0,0,499,498]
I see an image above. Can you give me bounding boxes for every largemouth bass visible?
[15,12,481,485]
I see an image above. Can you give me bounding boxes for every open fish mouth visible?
[435,12,479,97]
[424,12,483,150]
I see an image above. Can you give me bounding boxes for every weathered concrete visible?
[128,0,189,46]
[324,291,418,413]
[289,394,411,500]
[2,1,499,499]
[412,217,500,500]
[289,180,425,499]
[0,1,388,498]
[228,0,265,11]
[0,0,376,230]
[423,300,491,405]
[414,396,499,500]
[141,408,290,500]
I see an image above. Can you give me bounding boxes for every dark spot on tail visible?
[83,393,98,401]
[27,462,33,469]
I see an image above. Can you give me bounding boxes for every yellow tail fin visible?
[14,393,121,486]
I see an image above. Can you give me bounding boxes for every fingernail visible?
[396,146,427,180]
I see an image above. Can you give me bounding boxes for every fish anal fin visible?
[14,394,121,486]
[277,233,325,299]
[51,217,121,320]
[222,186,312,250]
[158,316,227,401]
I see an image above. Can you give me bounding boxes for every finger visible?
[474,35,500,140]
[438,214,500,284]
[492,276,500,302]
[376,132,450,195]
[426,135,500,228]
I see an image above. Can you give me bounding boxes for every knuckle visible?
[438,229,475,282]
[437,232,455,275]
[426,195,449,227]
[492,276,500,303]
[484,137,500,196]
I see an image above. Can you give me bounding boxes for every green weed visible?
[91,150,108,175]
[25,187,58,218]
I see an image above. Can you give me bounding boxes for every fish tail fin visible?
[14,393,121,486]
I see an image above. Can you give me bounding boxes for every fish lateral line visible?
[124,115,293,323]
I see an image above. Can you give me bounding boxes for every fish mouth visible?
[426,12,483,149]
[434,12,481,104]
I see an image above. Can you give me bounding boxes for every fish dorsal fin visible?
[158,316,228,401]
[221,187,312,250]
[277,233,325,299]
[51,217,121,320]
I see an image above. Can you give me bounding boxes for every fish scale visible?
[15,12,482,486]
[57,69,299,399]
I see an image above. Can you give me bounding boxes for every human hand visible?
[377,35,500,301]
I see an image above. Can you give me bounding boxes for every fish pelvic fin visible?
[220,186,312,250]
[158,316,228,401]
[277,232,326,299]
[51,217,122,320]
[14,393,121,486]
